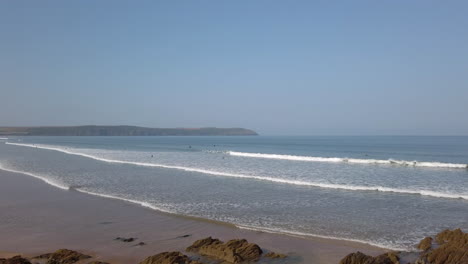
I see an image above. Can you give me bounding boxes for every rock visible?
[0,256,32,264]
[339,252,374,264]
[42,249,91,264]
[372,252,400,264]
[135,242,146,246]
[264,252,287,258]
[416,229,468,264]
[339,251,399,264]
[186,237,262,263]
[138,252,203,264]
[186,237,221,252]
[115,237,136,242]
[434,228,468,245]
[32,253,52,259]
[417,237,433,251]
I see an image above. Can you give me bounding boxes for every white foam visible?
[229,151,468,169]
[0,137,8,140]
[6,142,468,200]
[74,189,175,214]
[0,163,69,190]
[236,224,409,251]
[0,160,410,251]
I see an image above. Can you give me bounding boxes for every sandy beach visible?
[0,169,386,263]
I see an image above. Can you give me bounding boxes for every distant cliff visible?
[0,126,258,136]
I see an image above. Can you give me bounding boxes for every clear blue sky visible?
[1,1,467,135]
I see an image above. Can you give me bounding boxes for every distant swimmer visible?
[189,145,192,149]
[151,155,153,158]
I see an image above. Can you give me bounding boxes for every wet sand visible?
[0,169,385,263]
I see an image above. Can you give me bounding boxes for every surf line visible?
[5,142,468,200]
[228,151,468,169]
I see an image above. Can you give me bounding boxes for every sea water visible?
[1,136,467,250]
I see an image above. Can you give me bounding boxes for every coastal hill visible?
[0,126,258,136]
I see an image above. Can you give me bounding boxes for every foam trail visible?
[74,189,175,214]
[0,161,406,251]
[0,137,8,140]
[229,151,468,169]
[6,142,468,200]
[236,225,408,251]
[0,164,69,190]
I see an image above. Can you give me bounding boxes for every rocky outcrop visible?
[339,229,468,264]
[0,256,31,264]
[417,237,433,251]
[186,237,262,263]
[415,229,468,264]
[339,251,374,264]
[138,252,202,264]
[35,249,91,264]
[339,251,399,264]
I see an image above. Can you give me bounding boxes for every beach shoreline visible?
[0,169,386,263]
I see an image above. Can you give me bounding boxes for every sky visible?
[1,1,467,135]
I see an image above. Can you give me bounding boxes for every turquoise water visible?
[1,136,467,250]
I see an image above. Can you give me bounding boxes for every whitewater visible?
[5,142,468,200]
[229,151,468,169]
[2,136,468,252]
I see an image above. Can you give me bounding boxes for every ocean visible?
[0,136,467,251]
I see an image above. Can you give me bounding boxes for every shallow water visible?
[1,136,467,250]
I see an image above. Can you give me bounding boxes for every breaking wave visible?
[0,161,410,251]
[5,142,468,200]
[229,151,468,169]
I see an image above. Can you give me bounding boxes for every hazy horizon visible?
[1,1,467,136]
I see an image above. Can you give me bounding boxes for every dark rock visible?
[372,252,400,264]
[42,249,91,264]
[339,251,374,264]
[0,256,32,264]
[434,228,468,245]
[98,221,113,225]
[32,253,52,259]
[264,252,287,259]
[417,237,433,251]
[135,242,146,246]
[186,237,262,263]
[115,237,136,242]
[339,251,399,264]
[416,228,468,264]
[186,237,221,252]
[138,252,203,264]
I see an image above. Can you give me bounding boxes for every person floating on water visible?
[189,145,192,149]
